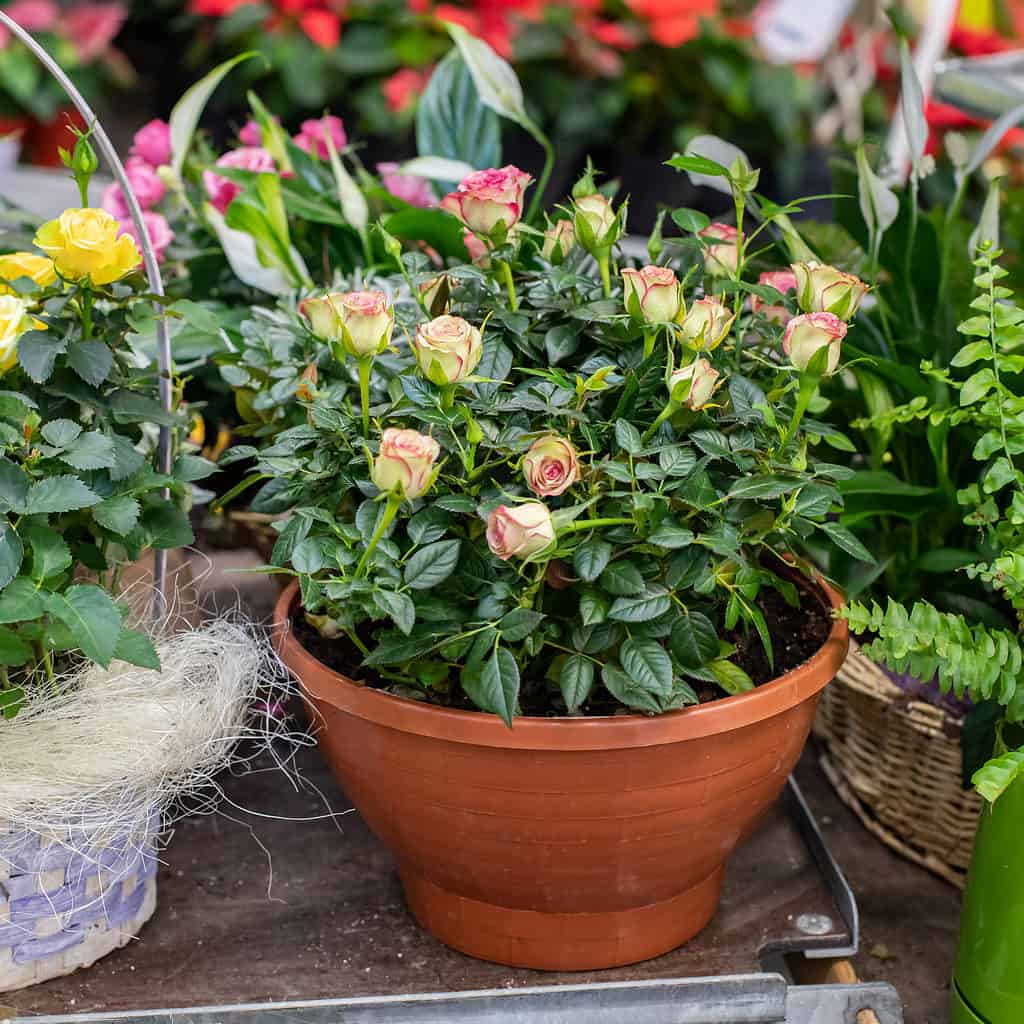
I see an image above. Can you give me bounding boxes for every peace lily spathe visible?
[622,265,682,324]
[791,262,867,321]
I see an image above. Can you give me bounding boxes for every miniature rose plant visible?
[224,147,869,724]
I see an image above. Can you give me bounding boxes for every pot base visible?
[399,864,724,971]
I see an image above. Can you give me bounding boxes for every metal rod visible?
[0,12,173,614]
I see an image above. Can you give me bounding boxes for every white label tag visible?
[753,0,858,65]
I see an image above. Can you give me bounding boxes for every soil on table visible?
[292,579,834,715]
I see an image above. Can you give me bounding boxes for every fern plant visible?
[842,244,1024,802]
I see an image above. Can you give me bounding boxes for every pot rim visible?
[274,574,848,750]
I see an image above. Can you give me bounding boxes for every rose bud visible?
[371,427,441,500]
[679,296,735,351]
[296,363,318,401]
[301,290,394,359]
[669,358,720,410]
[545,558,575,590]
[440,165,533,237]
[751,269,797,325]
[573,193,617,252]
[419,274,453,317]
[783,312,847,375]
[791,261,868,320]
[462,230,491,268]
[541,219,575,264]
[622,265,682,324]
[698,222,740,277]
[523,435,581,497]
[413,315,483,386]
[486,502,556,561]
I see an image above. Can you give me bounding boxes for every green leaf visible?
[404,539,461,590]
[170,52,262,176]
[0,626,32,666]
[466,646,519,725]
[951,340,993,367]
[447,22,528,128]
[114,627,161,670]
[45,584,121,667]
[602,661,661,713]
[961,368,996,406]
[21,475,100,515]
[615,420,641,454]
[383,208,468,262]
[173,455,219,483]
[647,522,696,549]
[671,207,711,233]
[94,495,141,536]
[60,431,116,471]
[819,521,874,563]
[0,457,28,513]
[560,654,594,713]
[18,330,67,383]
[0,523,22,591]
[0,685,24,718]
[709,659,755,695]
[0,578,44,623]
[665,153,729,178]
[40,419,81,448]
[579,588,608,627]
[972,748,1024,803]
[141,504,195,549]
[599,561,645,596]
[670,612,719,668]
[67,340,113,387]
[291,537,326,574]
[374,589,416,636]
[499,608,545,642]
[26,525,70,580]
[574,537,612,582]
[608,586,671,623]
[620,637,673,697]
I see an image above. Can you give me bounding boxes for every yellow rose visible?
[0,252,56,295]
[0,295,34,375]
[34,208,141,286]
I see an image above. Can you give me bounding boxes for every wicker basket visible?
[814,642,983,888]
[0,819,158,991]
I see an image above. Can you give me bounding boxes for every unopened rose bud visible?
[301,290,394,360]
[440,165,532,237]
[463,230,491,268]
[679,296,735,351]
[698,222,739,277]
[751,270,797,324]
[573,193,618,252]
[419,274,452,316]
[622,265,681,324]
[783,312,847,374]
[296,363,318,401]
[669,358,720,410]
[523,435,581,497]
[413,315,483,385]
[371,427,440,500]
[541,220,575,264]
[791,261,867,320]
[486,502,555,561]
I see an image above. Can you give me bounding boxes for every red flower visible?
[949,25,1013,57]
[586,18,640,51]
[62,2,125,61]
[925,100,1024,157]
[188,0,250,14]
[625,0,717,47]
[383,66,431,113]
[299,8,341,47]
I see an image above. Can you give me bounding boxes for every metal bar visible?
[782,776,859,960]
[785,982,903,1024]
[13,975,790,1024]
[0,12,173,613]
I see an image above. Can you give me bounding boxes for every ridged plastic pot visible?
[274,577,848,971]
[952,775,1024,1023]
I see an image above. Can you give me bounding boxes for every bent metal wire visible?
[0,12,175,611]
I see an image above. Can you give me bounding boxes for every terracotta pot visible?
[274,576,848,971]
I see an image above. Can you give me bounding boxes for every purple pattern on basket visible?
[12,926,85,963]
[881,664,974,716]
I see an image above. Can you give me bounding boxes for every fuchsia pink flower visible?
[383,67,431,114]
[203,146,276,214]
[377,162,436,208]
[129,118,171,168]
[117,211,175,263]
[293,116,347,159]
[63,2,124,61]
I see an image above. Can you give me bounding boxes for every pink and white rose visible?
[440,165,532,236]
[300,290,394,358]
[486,502,556,561]
[621,264,681,324]
[751,269,797,324]
[293,115,347,159]
[413,315,483,385]
[541,219,575,263]
[377,162,436,209]
[523,435,581,497]
[679,296,735,351]
[129,118,171,168]
[791,261,867,321]
[203,146,275,214]
[783,312,847,374]
[669,358,719,410]
[698,222,739,277]
[573,192,616,250]
[371,428,440,500]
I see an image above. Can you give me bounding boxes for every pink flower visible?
[129,118,171,168]
[621,264,681,323]
[783,312,847,375]
[669,358,719,410]
[523,436,581,497]
[100,157,165,217]
[117,211,175,263]
[698,222,740,277]
[238,119,262,146]
[371,428,440,500]
[383,67,431,114]
[101,181,129,220]
[486,502,555,561]
[293,116,346,159]
[463,230,490,268]
[751,269,797,325]
[203,146,275,214]
[4,0,59,32]
[377,162,436,209]
[62,2,125,62]
[440,165,533,236]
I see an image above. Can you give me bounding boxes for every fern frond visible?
[840,598,1024,721]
